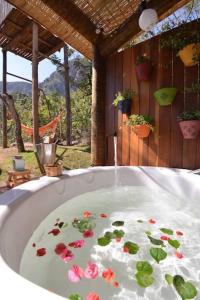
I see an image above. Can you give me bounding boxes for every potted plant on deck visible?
[178,110,200,139]
[154,87,177,106]
[126,114,154,138]
[113,89,135,114]
[135,55,152,81]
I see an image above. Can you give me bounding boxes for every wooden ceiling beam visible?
[41,0,98,44]
[100,0,191,57]
[4,21,32,49]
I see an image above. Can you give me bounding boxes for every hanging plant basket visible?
[154,87,177,106]
[131,124,151,138]
[179,120,200,139]
[135,62,152,81]
[118,98,131,114]
[178,43,200,67]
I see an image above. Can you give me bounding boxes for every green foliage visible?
[160,228,174,235]
[136,261,153,275]
[126,114,154,128]
[112,221,124,227]
[165,274,173,285]
[168,239,180,249]
[97,237,111,246]
[68,294,83,300]
[147,235,164,246]
[124,241,139,254]
[150,247,167,263]
[173,275,197,300]
[135,261,154,288]
[178,110,200,121]
[113,89,135,107]
[72,217,96,233]
[136,55,151,65]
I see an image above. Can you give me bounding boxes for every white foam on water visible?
[20,186,200,300]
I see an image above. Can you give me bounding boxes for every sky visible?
[0,49,63,83]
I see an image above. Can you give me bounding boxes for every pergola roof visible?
[2,0,191,60]
[0,2,64,61]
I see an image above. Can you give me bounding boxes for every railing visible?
[0,0,13,26]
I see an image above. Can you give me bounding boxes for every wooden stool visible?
[7,170,31,188]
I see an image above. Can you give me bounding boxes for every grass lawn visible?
[0,145,91,185]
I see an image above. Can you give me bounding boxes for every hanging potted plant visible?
[135,54,152,81]
[154,87,177,106]
[178,110,200,139]
[113,89,135,114]
[126,114,154,138]
[161,26,200,67]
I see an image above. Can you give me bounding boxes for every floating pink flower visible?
[160,235,169,241]
[102,268,115,283]
[83,211,92,218]
[68,265,84,283]
[100,214,108,218]
[175,252,184,259]
[32,243,36,247]
[36,248,46,257]
[176,231,183,236]
[48,229,61,236]
[86,292,100,300]
[60,248,74,262]
[113,281,119,288]
[84,262,98,279]
[148,219,156,224]
[54,243,66,255]
[83,230,94,238]
[68,240,85,248]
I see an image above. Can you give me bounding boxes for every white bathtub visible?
[0,166,200,300]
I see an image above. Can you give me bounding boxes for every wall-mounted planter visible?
[131,124,151,138]
[179,120,200,139]
[178,43,200,67]
[135,62,152,81]
[118,99,131,114]
[154,87,177,106]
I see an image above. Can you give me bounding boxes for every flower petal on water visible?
[84,262,98,279]
[68,265,84,283]
[36,248,46,256]
[86,292,100,300]
[83,211,92,218]
[55,243,66,255]
[48,229,61,236]
[83,230,94,238]
[68,240,85,248]
[60,248,74,262]
[148,219,156,224]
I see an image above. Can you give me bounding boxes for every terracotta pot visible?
[154,87,177,106]
[135,62,152,81]
[179,120,200,139]
[118,98,131,114]
[178,43,200,67]
[132,124,151,138]
[45,165,62,176]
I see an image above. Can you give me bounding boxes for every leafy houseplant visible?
[135,55,152,81]
[113,89,135,114]
[154,87,177,106]
[126,114,154,138]
[178,110,200,139]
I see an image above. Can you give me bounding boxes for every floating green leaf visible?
[165,274,173,285]
[124,241,139,254]
[97,237,111,246]
[160,228,174,235]
[150,247,167,263]
[58,222,64,228]
[145,231,151,236]
[112,221,124,227]
[72,218,96,233]
[135,272,154,288]
[62,223,68,228]
[147,235,164,246]
[168,239,180,249]
[137,220,143,223]
[136,261,153,275]
[104,231,114,240]
[113,230,125,238]
[69,294,83,300]
[173,275,197,300]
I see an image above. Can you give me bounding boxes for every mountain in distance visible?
[0,56,91,96]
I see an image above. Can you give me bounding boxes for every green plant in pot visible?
[135,55,152,81]
[126,114,154,138]
[161,26,200,67]
[178,110,200,139]
[154,87,178,106]
[113,89,135,114]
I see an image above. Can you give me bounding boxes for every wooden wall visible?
[105,30,200,169]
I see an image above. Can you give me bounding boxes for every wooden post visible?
[32,22,39,145]
[91,44,106,166]
[63,44,71,146]
[2,49,7,148]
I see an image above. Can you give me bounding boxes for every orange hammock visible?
[21,114,62,137]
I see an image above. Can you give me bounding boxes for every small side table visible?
[7,169,31,188]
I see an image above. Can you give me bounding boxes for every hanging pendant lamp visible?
[139,0,158,31]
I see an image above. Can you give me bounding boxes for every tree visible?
[0,93,25,152]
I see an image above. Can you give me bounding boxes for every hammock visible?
[21,114,61,137]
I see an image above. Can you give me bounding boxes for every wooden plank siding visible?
[105,31,200,170]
